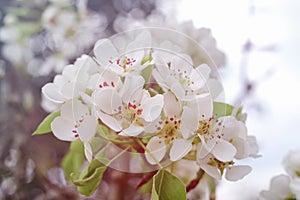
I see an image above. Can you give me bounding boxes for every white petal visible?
[152,52,169,77]
[143,117,163,134]
[170,139,192,161]
[232,137,249,159]
[180,106,198,139]
[200,163,221,180]
[51,117,76,141]
[97,111,122,132]
[152,69,169,90]
[93,88,122,115]
[197,142,211,161]
[170,81,185,100]
[145,136,166,165]
[93,39,118,65]
[121,75,144,104]
[163,91,182,117]
[171,54,193,74]
[78,115,97,142]
[119,125,144,136]
[225,165,252,181]
[190,64,211,89]
[212,139,237,162]
[187,93,213,120]
[126,31,151,52]
[84,142,93,162]
[141,94,163,122]
[207,78,224,100]
[42,83,65,103]
[269,175,291,198]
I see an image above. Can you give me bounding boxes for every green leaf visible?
[72,159,107,196]
[141,64,154,83]
[151,170,186,200]
[213,102,235,118]
[32,110,60,135]
[61,141,85,182]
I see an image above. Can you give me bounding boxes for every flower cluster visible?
[0,0,106,76]
[114,13,226,68]
[260,150,300,200]
[39,30,258,185]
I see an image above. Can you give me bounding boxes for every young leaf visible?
[213,102,235,118]
[61,140,85,182]
[72,159,107,196]
[151,170,186,200]
[141,64,154,83]
[32,110,60,135]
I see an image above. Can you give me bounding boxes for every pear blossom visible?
[93,31,151,76]
[152,52,211,100]
[195,116,258,180]
[197,152,252,181]
[93,74,164,137]
[259,175,295,200]
[51,99,97,161]
[114,14,226,68]
[290,178,300,199]
[145,92,194,164]
[283,150,300,178]
[41,55,97,110]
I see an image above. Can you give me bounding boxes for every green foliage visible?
[32,110,60,135]
[61,141,85,182]
[213,102,236,118]
[151,170,186,200]
[141,64,154,83]
[72,159,107,196]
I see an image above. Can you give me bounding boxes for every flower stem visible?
[135,138,163,169]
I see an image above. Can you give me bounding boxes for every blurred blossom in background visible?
[0,0,299,199]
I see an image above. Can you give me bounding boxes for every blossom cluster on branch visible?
[34,29,259,198]
[0,0,106,76]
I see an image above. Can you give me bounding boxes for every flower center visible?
[207,157,234,175]
[110,56,137,72]
[157,117,181,143]
[196,116,225,142]
[115,102,143,128]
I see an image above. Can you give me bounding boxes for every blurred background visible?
[0,0,299,199]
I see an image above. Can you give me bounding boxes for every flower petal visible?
[121,75,144,104]
[42,83,65,103]
[141,94,163,122]
[212,139,237,162]
[269,174,291,198]
[190,64,211,89]
[145,136,166,165]
[225,165,252,181]
[200,162,221,180]
[93,39,118,65]
[180,106,198,139]
[187,93,213,120]
[163,91,182,117]
[84,142,93,162]
[93,88,122,115]
[78,115,97,142]
[171,54,193,74]
[97,111,122,132]
[119,125,144,136]
[51,117,76,141]
[170,139,192,161]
